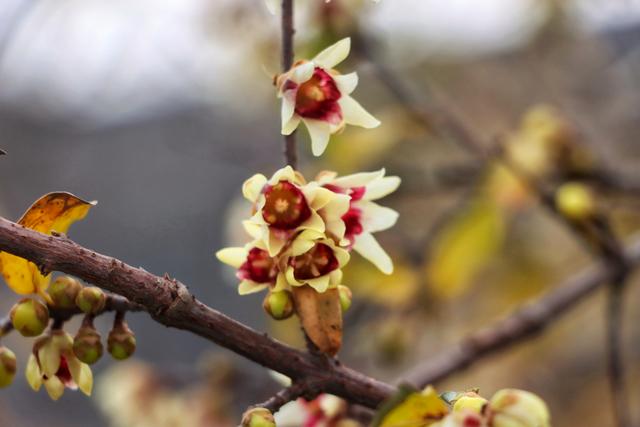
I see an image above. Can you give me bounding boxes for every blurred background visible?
[1,0,640,425]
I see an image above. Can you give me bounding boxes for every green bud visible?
[241,407,275,427]
[48,276,82,309]
[338,285,352,312]
[0,347,17,388]
[75,287,106,315]
[108,321,136,360]
[10,298,49,337]
[73,325,103,365]
[263,290,294,320]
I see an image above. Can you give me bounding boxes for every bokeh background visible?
[1,0,640,426]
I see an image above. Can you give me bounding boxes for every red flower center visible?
[262,181,311,230]
[238,248,277,284]
[291,243,339,281]
[324,184,367,245]
[56,356,74,387]
[294,68,342,124]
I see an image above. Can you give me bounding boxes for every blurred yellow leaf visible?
[0,192,96,295]
[375,386,449,427]
[425,199,504,299]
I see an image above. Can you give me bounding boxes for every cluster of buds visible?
[1,276,136,398]
[217,166,399,308]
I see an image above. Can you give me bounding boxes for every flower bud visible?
[489,389,550,427]
[263,290,294,320]
[555,182,596,221]
[338,285,352,312]
[73,325,103,365]
[241,407,275,427]
[10,298,49,337]
[108,321,136,360]
[0,347,16,388]
[48,276,82,309]
[75,287,106,315]
[453,392,487,414]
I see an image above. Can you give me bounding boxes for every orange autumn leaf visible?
[374,386,449,427]
[292,285,342,356]
[0,192,96,295]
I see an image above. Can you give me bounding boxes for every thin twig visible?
[281,0,297,168]
[607,279,630,427]
[254,382,310,413]
[399,233,640,387]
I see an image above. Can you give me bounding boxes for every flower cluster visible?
[217,166,399,312]
[276,38,380,156]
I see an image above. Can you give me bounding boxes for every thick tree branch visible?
[0,217,393,409]
[399,234,640,387]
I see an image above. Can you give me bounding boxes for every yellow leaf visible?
[377,386,449,427]
[291,285,342,356]
[0,192,96,295]
[425,198,504,299]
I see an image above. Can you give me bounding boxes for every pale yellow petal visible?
[215,247,247,268]
[333,246,350,267]
[339,96,380,129]
[44,376,65,401]
[282,114,301,135]
[290,62,315,84]
[359,201,399,233]
[285,266,304,287]
[242,174,267,202]
[306,275,331,293]
[38,340,61,379]
[353,232,393,274]
[312,38,351,70]
[270,165,297,185]
[299,211,326,233]
[331,169,385,189]
[364,176,401,200]
[305,185,335,210]
[238,280,268,295]
[290,237,317,257]
[25,354,42,391]
[267,231,287,257]
[274,273,288,292]
[302,119,332,157]
[333,72,358,95]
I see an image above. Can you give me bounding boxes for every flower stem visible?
[281,0,297,169]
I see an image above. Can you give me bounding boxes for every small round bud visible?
[490,389,550,427]
[241,407,275,427]
[0,347,17,388]
[108,321,136,360]
[10,298,49,337]
[73,325,103,365]
[48,276,82,309]
[263,290,294,320]
[555,182,596,221]
[453,392,488,414]
[338,285,352,312]
[75,287,106,315]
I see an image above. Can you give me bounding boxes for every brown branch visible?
[399,234,640,388]
[0,216,394,409]
[281,0,297,169]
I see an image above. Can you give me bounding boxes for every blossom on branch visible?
[276,38,380,156]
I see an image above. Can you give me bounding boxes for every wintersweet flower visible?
[276,38,380,156]
[242,166,346,256]
[283,230,349,293]
[216,241,287,295]
[317,168,400,274]
[26,331,93,400]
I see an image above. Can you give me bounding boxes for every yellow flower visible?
[283,230,350,293]
[489,389,550,427]
[242,166,347,256]
[317,168,400,274]
[216,241,287,295]
[25,331,93,400]
[276,38,380,156]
